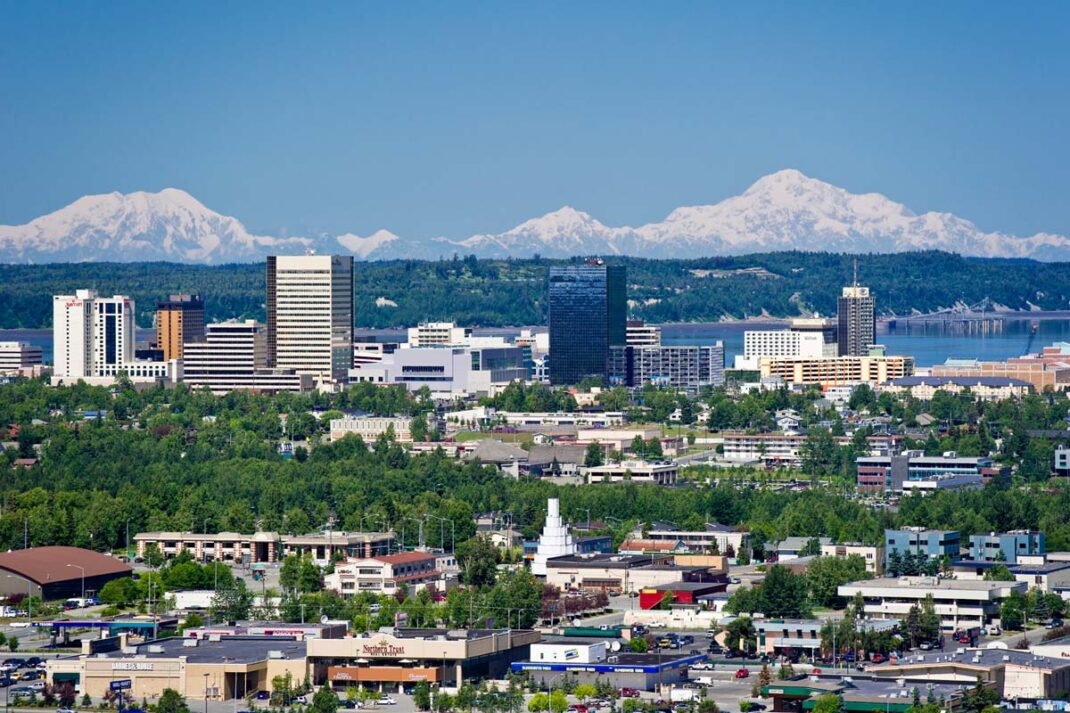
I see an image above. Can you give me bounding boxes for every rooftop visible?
[84,636,306,664]
[868,647,1070,672]
[0,546,131,585]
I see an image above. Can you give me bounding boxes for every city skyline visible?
[2,3,1069,248]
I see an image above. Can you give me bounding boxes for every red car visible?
[735,668,750,679]
[870,653,884,663]
[811,668,822,675]
[620,689,640,698]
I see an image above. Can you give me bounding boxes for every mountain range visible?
[2,169,1069,263]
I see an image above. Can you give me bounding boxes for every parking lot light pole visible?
[65,564,85,600]
[204,672,210,713]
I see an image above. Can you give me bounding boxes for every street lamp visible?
[203,672,210,713]
[66,564,85,600]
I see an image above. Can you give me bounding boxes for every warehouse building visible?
[0,546,131,600]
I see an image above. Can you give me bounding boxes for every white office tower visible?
[182,320,310,394]
[532,498,576,577]
[267,255,354,385]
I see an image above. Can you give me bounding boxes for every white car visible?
[29,681,46,690]
[377,697,397,706]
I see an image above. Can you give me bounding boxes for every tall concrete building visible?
[183,320,311,394]
[155,294,205,361]
[547,261,626,385]
[266,255,354,384]
[53,290,175,385]
[837,285,876,357]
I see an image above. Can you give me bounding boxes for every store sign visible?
[361,641,406,656]
[110,680,133,691]
[112,663,153,671]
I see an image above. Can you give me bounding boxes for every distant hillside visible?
[0,251,1067,330]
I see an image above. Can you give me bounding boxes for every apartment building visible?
[722,432,903,467]
[1057,446,1070,477]
[610,343,725,392]
[266,255,354,384]
[325,552,441,596]
[330,416,414,443]
[820,543,884,574]
[883,375,1033,401]
[758,351,914,387]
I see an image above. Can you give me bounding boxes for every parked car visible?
[620,688,640,698]
[870,653,884,663]
[24,658,42,668]
[566,706,588,713]
[1047,620,1064,630]
[986,625,1002,636]
[735,668,750,679]
[377,697,396,706]
[255,691,270,701]
[57,708,77,713]
[919,641,934,650]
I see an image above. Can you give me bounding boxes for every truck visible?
[669,688,699,703]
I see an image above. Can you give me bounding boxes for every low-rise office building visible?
[324,552,442,597]
[857,452,1007,492]
[0,546,132,600]
[930,344,1070,393]
[182,320,312,394]
[511,641,702,691]
[884,528,960,565]
[585,460,678,485]
[838,576,1025,630]
[609,344,725,392]
[638,581,727,610]
[309,628,540,690]
[544,553,722,595]
[866,648,1070,702]
[134,530,394,565]
[755,618,899,657]
[969,530,1045,564]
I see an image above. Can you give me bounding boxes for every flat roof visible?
[869,647,1070,671]
[85,636,306,664]
[646,581,725,592]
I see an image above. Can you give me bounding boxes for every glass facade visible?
[547,263,626,385]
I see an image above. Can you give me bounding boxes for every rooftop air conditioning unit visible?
[148,645,164,654]
[268,650,284,659]
[122,647,137,655]
[182,639,199,648]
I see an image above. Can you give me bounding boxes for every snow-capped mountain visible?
[2,170,1069,262]
[445,169,1070,260]
[0,188,316,263]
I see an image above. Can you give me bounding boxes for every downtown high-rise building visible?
[837,285,876,357]
[266,255,354,383]
[547,260,626,385]
[155,293,205,361]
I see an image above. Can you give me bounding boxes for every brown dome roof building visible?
[0,546,132,601]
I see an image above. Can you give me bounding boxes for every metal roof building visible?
[0,546,132,600]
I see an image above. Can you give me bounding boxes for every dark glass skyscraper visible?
[548,261,626,385]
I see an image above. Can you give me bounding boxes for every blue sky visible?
[1,2,1068,241]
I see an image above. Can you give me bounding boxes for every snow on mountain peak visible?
[2,172,1069,263]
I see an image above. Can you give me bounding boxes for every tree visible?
[210,579,253,623]
[758,565,811,618]
[584,442,605,468]
[807,555,869,608]
[811,694,842,713]
[143,542,165,568]
[157,689,190,713]
[549,690,568,713]
[457,535,501,588]
[724,617,756,654]
[413,682,432,711]
[574,684,597,703]
[7,636,17,652]
[629,636,648,653]
[528,693,549,713]
[984,564,1015,582]
[310,686,340,713]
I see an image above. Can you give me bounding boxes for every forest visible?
[1,251,1068,329]
[2,379,1070,559]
